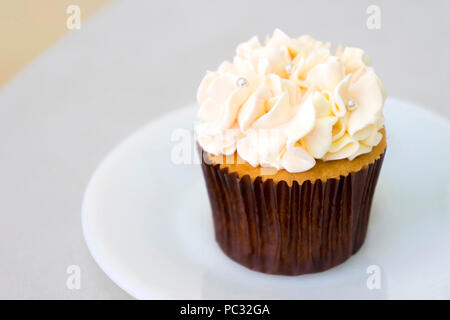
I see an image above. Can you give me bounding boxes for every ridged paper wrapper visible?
[200,148,385,275]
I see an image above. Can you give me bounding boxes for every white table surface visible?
[0,0,448,299]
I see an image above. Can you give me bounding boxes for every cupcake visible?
[195,29,386,275]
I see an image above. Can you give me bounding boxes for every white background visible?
[0,0,448,299]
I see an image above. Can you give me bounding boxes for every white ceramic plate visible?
[82,98,450,299]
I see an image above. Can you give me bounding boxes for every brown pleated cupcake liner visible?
[200,148,385,275]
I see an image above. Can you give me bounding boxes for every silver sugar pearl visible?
[347,99,357,111]
[236,77,248,88]
[285,63,293,73]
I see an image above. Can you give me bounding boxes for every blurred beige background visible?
[0,0,111,88]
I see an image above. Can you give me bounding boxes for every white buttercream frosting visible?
[195,29,386,173]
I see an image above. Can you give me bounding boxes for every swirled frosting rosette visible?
[195,29,386,173]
